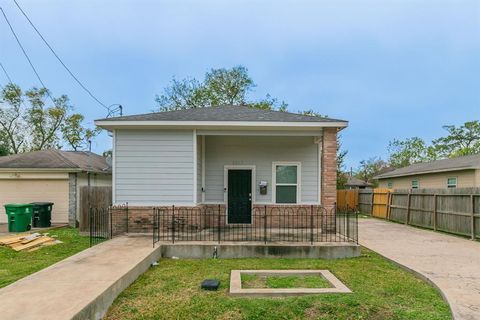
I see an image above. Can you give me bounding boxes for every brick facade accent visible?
[321,127,338,212]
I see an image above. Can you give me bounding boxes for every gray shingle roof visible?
[0,150,111,173]
[375,153,480,179]
[96,105,347,123]
[345,176,373,187]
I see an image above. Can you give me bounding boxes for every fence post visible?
[370,191,375,216]
[126,202,129,234]
[89,207,93,247]
[386,192,392,220]
[471,195,475,240]
[310,205,314,245]
[406,192,412,225]
[433,194,437,231]
[264,205,267,244]
[152,207,155,248]
[109,206,113,239]
[172,205,175,244]
[217,204,221,244]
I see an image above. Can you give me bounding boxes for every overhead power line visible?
[12,0,109,111]
[0,6,56,104]
[0,62,14,84]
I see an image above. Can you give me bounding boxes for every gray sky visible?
[1,0,479,168]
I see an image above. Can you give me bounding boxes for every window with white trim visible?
[387,181,393,188]
[274,163,299,203]
[411,180,419,189]
[447,177,457,188]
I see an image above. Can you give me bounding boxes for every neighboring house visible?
[375,153,480,189]
[344,176,373,189]
[0,150,111,226]
[95,105,347,232]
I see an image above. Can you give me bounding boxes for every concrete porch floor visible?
[0,236,160,320]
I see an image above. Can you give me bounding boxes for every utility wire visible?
[0,62,14,83]
[0,6,56,105]
[13,0,109,111]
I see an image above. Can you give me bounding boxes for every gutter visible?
[94,120,349,130]
[375,167,478,180]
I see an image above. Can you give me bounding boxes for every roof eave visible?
[94,120,349,130]
[375,166,478,180]
[0,168,82,173]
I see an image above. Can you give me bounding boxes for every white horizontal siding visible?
[114,129,194,205]
[204,136,319,203]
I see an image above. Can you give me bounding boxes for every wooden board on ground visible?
[0,232,58,251]
[13,237,54,252]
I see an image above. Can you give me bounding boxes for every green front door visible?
[227,170,252,224]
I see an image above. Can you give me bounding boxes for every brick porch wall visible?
[123,204,332,233]
[321,127,337,211]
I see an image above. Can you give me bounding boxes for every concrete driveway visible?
[358,218,480,320]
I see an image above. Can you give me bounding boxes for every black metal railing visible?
[89,203,128,247]
[153,205,358,247]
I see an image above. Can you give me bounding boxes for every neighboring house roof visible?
[0,150,111,173]
[95,105,348,128]
[375,153,480,179]
[345,176,373,187]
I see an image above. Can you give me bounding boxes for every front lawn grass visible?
[106,248,451,320]
[242,274,332,289]
[0,227,90,288]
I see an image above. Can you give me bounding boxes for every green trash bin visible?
[30,202,54,228]
[4,204,33,232]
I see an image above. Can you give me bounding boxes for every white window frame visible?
[411,180,419,189]
[387,181,393,189]
[272,161,301,204]
[447,177,457,188]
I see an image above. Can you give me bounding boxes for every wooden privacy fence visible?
[79,186,112,232]
[343,187,480,240]
[358,188,392,218]
[388,188,480,240]
[337,190,358,211]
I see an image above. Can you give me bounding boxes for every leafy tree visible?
[387,137,435,168]
[24,88,68,150]
[1,83,98,153]
[336,138,348,189]
[432,121,480,157]
[155,66,287,111]
[0,84,26,154]
[0,131,10,156]
[356,157,389,186]
[102,149,112,157]
[62,113,100,151]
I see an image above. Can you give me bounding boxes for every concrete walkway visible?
[358,218,480,320]
[0,236,160,320]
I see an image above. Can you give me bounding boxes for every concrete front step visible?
[0,236,160,320]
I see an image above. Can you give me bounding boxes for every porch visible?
[152,205,358,245]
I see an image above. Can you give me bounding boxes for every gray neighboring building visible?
[344,176,373,189]
[0,150,111,226]
[375,154,480,189]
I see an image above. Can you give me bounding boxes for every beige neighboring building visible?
[0,150,111,226]
[375,153,480,189]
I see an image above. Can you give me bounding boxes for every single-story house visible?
[0,150,111,226]
[95,105,347,232]
[375,153,480,189]
[344,176,373,189]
